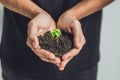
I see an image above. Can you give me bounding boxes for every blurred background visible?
[0,1,120,80]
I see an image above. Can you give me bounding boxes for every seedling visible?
[51,29,62,39]
[38,29,73,58]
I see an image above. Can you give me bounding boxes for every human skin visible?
[57,0,114,70]
[0,0,114,70]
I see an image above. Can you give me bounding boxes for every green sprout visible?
[51,29,62,39]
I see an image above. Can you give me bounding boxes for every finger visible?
[32,36,39,49]
[28,34,39,49]
[54,57,61,64]
[62,37,86,61]
[71,20,82,49]
[49,57,61,64]
[40,57,50,62]
[34,48,56,60]
[40,56,61,66]
[41,57,60,67]
[59,60,68,71]
[59,57,73,71]
[28,21,42,49]
[28,38,60,64]
[26,38,31,48]
[62,48,80,60]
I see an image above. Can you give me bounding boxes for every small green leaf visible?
[56,29,61,34]
[51,29,62,39]
[55,32,60,38]
[51,31,56,38]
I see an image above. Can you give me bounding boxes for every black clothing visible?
[1,60,98,80]
[0,0,102,80]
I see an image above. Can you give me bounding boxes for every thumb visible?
[29,35,39,49]
[32,36,39,49]
[71,21,81,49]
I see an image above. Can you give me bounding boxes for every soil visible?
[38,31,73,58]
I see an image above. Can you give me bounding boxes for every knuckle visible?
[28,34,34,40]
[34,49,39,54]
[26,41,29,46]
[26,40,30,47]
[82,36,86,44]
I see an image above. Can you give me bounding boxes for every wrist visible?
[31,10,51,19]
[30,9,46,19]
[65,9,79,20]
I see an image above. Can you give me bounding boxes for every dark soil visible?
[38,31,73,58]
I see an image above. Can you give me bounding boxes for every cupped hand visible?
[57,12,86,70]
[26,12,60,66]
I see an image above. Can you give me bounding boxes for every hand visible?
[26,12,60,66]
[57,12,86,70]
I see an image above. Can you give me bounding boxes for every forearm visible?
[0,0,46,19]
[66,0,114,20]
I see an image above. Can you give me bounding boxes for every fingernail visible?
[59,67,64,71]
[76,41,80,49]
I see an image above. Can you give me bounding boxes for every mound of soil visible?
[38,31,73,58]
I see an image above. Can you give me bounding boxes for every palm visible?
[57,13,86,70]
[26,13,60,65]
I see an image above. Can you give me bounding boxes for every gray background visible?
[0,0,120,80]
